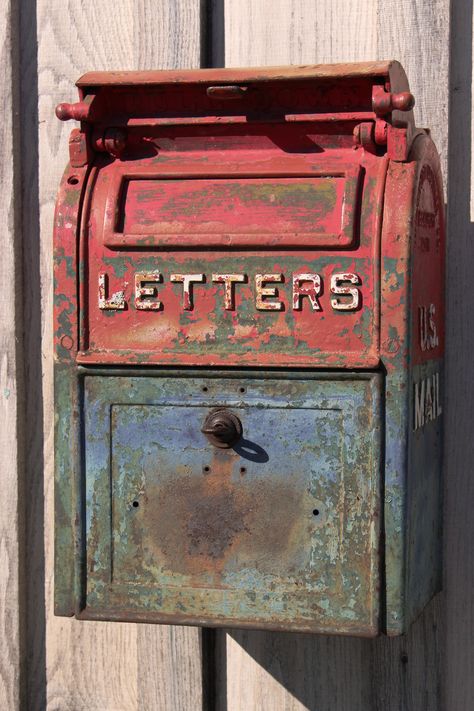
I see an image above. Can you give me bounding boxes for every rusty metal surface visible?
[77,141,384,368]
[380,133,445,634]
[81,371,381,635]
[201,409,243,448]
[53,61,445,636]
[75,60,406,87]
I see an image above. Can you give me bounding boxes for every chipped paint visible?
[134,272,162,311]
[54,62,444,637]
[255,273,284,311]
[98,273,126,310]
[292,273,322,311]
[212,274,246,310]
[80,372,381,634]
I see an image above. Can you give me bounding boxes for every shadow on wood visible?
[445,0,474,709]
[19,0,47,708]
[221,595,442,711]
[223,628,372,711]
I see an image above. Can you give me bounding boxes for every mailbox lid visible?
[79,371,382,635]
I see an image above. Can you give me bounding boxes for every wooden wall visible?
[1,0,472,708]
[0,3,22,709]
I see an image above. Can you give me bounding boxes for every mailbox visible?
[54,61,444,636]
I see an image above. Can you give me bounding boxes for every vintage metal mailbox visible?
[54,61,444,636]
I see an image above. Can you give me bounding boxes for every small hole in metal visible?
[202,386,208,392]
[240,466,246,474]
[312,509,320,516]
[132,500,139,508]
[203,465,210,473]
[68,175,79,185]
[239,387,246,393]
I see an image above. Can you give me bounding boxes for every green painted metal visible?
[58,370,382,635]
[54,63,445,636]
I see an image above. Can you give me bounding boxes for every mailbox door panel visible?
[81,372,382,635]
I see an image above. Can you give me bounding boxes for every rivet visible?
[60,334,73,350]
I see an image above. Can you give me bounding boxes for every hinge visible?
[353,85,416,161]
[68,129,91,168]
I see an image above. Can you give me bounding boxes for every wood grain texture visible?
[376,0,449,180]
[10,0,470,708]
[370,596,443,711]
[137,624,204,710]
[225,0,377,67]
[0,3,22,709]
[21,4,46,708]
[34,2,203,709]
[223,1,449,709]
[223,4,377,708]
[445,1,474,708]
[373,3,449,709]
[222,632,372,711]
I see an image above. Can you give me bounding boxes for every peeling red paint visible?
[54,62,445,636]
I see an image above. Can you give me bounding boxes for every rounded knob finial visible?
[201,409,243,449]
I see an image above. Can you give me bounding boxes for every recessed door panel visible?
[83,373,382,635]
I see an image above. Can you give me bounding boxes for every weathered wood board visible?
[3,0,474,708]
[223,1,449,709]
[33,2,203,709]
[445,1,474,708]
[0,2,22,709]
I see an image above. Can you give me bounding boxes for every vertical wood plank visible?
[33,2,203,709]
[373,3,449,709]
[0,2,22,709]
[225,0,377,68]
[223,1,449,710]
[137,625,204,710]
[21,0,49,705]
[370,596,443,711]
[223,3,378,708]
[445,0,474,708]
[376,0,450,178]
[224,632,372,711]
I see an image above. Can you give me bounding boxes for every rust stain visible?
[54,61,444,637]
[142,448,306,580]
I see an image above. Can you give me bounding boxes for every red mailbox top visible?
[54,62,443,370]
